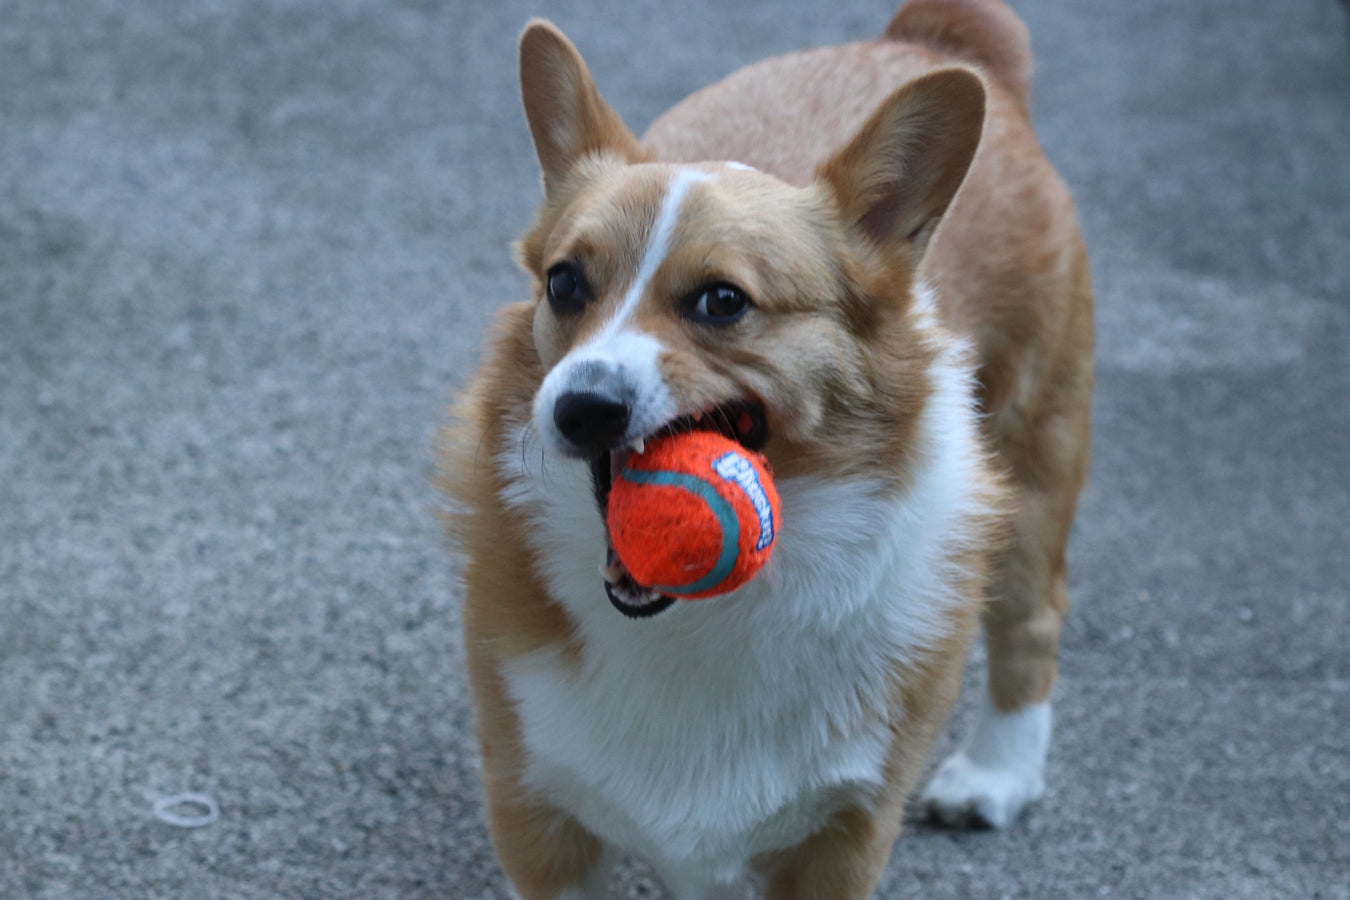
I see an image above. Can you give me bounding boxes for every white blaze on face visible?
[534,168,712,455]
[600,167,710,340]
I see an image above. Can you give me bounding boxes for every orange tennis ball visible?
[606,430,780,599]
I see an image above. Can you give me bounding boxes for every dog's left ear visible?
[817,68,985,256]
[519,20,646,197]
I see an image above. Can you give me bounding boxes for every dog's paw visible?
[919,699,1051,830]
[920,747,1045,828]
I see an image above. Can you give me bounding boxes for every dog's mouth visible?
[590,399,769,618]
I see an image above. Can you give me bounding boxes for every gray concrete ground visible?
[2,1,1348,898]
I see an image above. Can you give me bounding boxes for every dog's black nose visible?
[554,390,631,453]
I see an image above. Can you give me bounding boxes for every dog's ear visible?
[519,20,644,196]
[816,68,985,256]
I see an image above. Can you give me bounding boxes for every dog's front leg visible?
[504,846,613,900]
[756,614,978,898]
[462,632,610,899]
[477,728,613,900]
[753,801,904,900]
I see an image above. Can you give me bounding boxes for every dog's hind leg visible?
[922,276,1094,829]
[921,450,1086,828]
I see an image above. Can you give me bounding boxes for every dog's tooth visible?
[599,563,625,585]
[692,410,704,422]
[631,437,645,455]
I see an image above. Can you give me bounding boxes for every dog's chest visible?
[497,455,967,874]
[504,629,891,876]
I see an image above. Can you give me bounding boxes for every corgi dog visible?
[438,0,1093,896]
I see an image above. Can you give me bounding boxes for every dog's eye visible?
[685,284,750,324]
[546,262,590,315]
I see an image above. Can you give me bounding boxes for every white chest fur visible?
[502,475,913,881]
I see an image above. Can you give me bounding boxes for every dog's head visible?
[513,21,983,587]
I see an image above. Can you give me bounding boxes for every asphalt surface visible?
[2,1,1348,898]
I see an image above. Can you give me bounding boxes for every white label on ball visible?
[713,452,774,551]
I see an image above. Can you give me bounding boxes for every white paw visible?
[921,747,1045,828]
[919,699,1051,830]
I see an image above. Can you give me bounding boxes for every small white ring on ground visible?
[152,792,220,828]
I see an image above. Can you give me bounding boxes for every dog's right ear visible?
[519,21,644,197]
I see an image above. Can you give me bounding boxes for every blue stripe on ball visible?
[620,467,739,596]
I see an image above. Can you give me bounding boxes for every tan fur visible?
[440,0,1092,895]
[644,0,1094,715]
[884,0,1033,114]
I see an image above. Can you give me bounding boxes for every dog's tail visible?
[883,0,1032,112]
